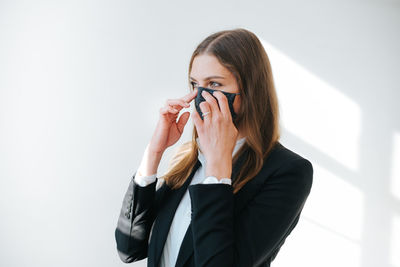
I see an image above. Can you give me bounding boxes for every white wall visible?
[1,1,399,266]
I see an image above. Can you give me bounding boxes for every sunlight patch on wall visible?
[302,163,364,241]
[274,218,361,267]
[260,39,361,171]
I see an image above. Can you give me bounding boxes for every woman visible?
[115,28,313,267]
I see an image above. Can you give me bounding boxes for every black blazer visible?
[115,141,313,267]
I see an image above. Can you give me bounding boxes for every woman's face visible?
[190,54,241,115]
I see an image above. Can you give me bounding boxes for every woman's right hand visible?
[148,88,198,155]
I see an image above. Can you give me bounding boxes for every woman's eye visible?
[210,81,221,88]
[190,81,198,88]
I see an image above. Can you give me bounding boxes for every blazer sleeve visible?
[188,158,313,267]
[114,171,164,263]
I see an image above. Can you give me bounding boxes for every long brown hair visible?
[160,28,280,194]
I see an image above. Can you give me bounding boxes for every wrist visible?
[205,159,232,180]
[138,145,163,176]
[147,147,165,156]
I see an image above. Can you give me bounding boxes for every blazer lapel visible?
[174,222,193,267]
[148,160,202,267]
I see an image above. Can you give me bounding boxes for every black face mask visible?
[194,87,240,121]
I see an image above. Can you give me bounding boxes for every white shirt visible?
[134,137,246,267]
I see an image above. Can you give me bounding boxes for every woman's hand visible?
[148,89,198,155]
[191,90,239,180]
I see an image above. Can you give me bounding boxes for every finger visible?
[199,101,212,121]
[212,91,231,120]
[176,112,190,133]
[160,105,179,115]
[191,108,203,132]
[201,90,220,115]
[182,88,198,103]
[166,99,190,110]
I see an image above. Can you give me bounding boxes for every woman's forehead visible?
[190,54,233,80]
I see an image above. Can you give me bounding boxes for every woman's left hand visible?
[191,90,239,180]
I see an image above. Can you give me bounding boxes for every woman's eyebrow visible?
[190,75,225,81]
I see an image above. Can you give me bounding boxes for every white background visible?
[1,1,399,267]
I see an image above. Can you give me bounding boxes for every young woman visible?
[115,28,313,267]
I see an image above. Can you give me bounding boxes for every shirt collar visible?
[196,136,246,166]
